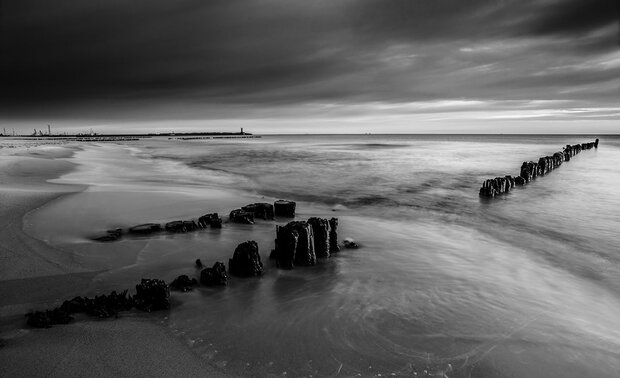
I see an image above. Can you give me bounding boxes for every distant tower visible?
[48,124,51,135]
[240,127,244,135]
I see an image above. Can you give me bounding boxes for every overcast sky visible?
[1,0,618,133]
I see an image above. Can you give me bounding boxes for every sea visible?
[25,134,620,377]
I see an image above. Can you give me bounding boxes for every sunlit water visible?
[25,135,620,377]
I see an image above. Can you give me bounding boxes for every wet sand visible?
[0,143,230,377]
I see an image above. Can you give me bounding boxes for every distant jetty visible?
[479,139,599,198]
[2,132,260,142]
[0,127,258,140]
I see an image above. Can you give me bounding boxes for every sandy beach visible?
[0,142,230,377]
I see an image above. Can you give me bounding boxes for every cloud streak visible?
[0,0,618,132]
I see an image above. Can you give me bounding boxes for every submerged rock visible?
[200,262,228,286]
[343,238,359,249]
[195,259,204,269]
[274,200,296,218]
[169,275,199,292]
[229,241,263,277]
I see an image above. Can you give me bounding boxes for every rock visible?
[26,290,137,328]
[242,203,275,220]
[82,290,134,318]
[286,221,316,266]
[274,200,296,218]
[134,279,170,312]
[200,262,228,286]
[198,213,222,228]
[229,241,263,277]
[169,275,199,292]
[25,308,73,328]
[195,259,204,268]
[25,311,53,328]
[129,223,162,234]
[343,238,359,249]
[272,225,299,269]
[93,228,122,242]
[308,217,330,258]
[183,220,199,232]
[60,296,87,313]
[210,217,223,228]
[165,220,187,233]
[329,218,340,253]
[229,209,254,224]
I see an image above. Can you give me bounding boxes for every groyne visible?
[479,139,598,198]
[28,200,360,328]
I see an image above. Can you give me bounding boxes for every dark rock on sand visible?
[134,279,170,312]
[308,217,330,258]
[229,241,263,277]
[129,223,162,235]
[92,228,122,242]
[200,262,229,286]
[169,275,199,292]
[25,308,73,328]
[229,209,255,224]
[165,220,187,233]
[242,203,275,220]
[84,291,134,318]
[274,200,296,218]
[59,296,87,314]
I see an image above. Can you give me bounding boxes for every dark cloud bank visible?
[0,0,618,131]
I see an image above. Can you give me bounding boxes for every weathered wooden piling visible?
[329,217,340,253]
[229,209,255,224]
[272,224,299,269]
[308,217,330,258]
[479,139,598,198]
[241,203,275,220]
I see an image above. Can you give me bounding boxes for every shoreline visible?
[0,142,232,377]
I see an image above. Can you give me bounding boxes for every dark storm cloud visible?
[0,0,618,120]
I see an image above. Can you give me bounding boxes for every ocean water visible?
[27,135,620,377]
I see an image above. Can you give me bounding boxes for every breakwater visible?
[479,139,599,197]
